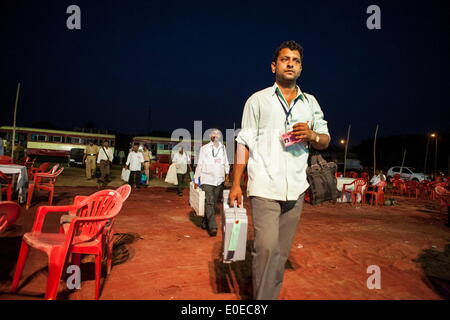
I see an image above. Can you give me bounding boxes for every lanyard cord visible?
[212,144,221,157]
[276,93,299,126]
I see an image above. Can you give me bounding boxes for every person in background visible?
[118,150,126,165]
[126,142,144,189]
[194,129,230,236]
[369,170,386,186]
[83,140,99,180]
[171,146,192,196]
[97,140,114,186]
[365,170,386,202]
[142,144,152,186]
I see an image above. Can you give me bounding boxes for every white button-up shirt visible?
[236,82,330,201]
[97,147,114,164]
[172,151,191,174]
[126,151,144,171]
[194,141,230,186]
[370,174,386,186]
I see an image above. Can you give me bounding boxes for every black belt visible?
[86,154,96,156]
[144,160,150,162]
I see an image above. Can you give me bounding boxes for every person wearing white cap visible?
[194,129,230,236]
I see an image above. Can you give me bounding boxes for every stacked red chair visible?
[11,189,124,300]
[26,166,64,209]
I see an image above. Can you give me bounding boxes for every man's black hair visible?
[133,142,140,147]
[273,40,304,62]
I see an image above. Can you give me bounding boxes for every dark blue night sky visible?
[1,0,449,146]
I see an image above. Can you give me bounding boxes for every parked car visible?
[386,166,430,182]
[68,148,85,167]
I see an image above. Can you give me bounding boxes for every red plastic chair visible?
[391,178,406,196]
[0,155,12,164]
[342,178,366,204]
[335,171,343,178]
[60,184,132,275]
[404,180,419,197]
[365,181,387,205]
[29,162,50,180]
[361,172,369,181]
[26,167,64,209]
[11,190,124,300]
[0,171,13,201]
[435,186,450,214]
[0,201,21,233]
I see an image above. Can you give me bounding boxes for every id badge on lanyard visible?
[276,94,298,132]
[277,94,303,147]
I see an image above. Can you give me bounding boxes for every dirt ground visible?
[0,166,449,300]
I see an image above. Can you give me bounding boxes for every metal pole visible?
[401,149,406,173]
[11,82,21,163]
[434,136,438,175]
[373,124,379,177]
[424,136,430,174]
[343,124,351,177]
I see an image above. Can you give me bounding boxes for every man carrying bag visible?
[97,140,114,186]
[229,41,331,300]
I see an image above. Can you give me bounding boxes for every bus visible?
[132,136,209,163]
[0,126,116,160]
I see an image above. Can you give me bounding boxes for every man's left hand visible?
[292,122,317,142]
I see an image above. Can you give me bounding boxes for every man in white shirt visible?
[194,129,230,236]
[370,170,386,186]
[171,146,191,196]
[126,142,144,189]
[229,41,330,300]
[97,140,114,186]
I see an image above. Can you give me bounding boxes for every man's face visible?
[271,48,302,82]
[103,141,109,147]
[132,145,139,152]
[210,131,221,142]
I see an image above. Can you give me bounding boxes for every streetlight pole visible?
[424,135,430,174]
[434,134,438,176]
[343,125,351,177]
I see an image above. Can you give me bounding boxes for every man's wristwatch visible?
[314,132,320,143]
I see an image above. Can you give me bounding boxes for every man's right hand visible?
[194,183,199,189]
[229,184,243,207]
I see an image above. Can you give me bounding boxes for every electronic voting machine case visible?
[222,189,248,263]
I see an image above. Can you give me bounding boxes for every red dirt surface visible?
[0,186,449,300]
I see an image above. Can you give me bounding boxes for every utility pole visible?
[401,149,407,173]
[343,124,351,177]
[11,82,21,163]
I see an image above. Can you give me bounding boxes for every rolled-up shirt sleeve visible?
[194,147,205,182]
[224,146,230,175]
[236,96,259,149]
[309,95,330,138]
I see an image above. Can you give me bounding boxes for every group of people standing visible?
[125,143,152,189]
[83,140,153,188]
[83,140,115,186]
